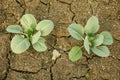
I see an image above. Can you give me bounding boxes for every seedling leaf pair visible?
[84,16,100,35]
[11,35,30,54]
[68,23,84,40]
[84,36,90,54]
[68,16,113,62]
[69,46,82,62]
[93,34,104,46]
[6,25,23,33]
[91,46,110,57]
[100,31,113,45]
[6,14,54,54]
[36,20,54,36]
[32,31,41,44]
[20,14,37,30]
[33,37,47,52]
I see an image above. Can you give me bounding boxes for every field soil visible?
[0,0,120,80]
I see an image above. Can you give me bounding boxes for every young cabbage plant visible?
[68,16,113,62]
[6,14,54,54]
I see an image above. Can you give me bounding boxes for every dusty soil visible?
[0,0,120,80]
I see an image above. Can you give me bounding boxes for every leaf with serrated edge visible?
[93,34,104,46]
[36,20,54,36]
[6,25,23,33]
[68,23,84,40]
[69,46,82,62]
[32,31,41,44]
[85,16,100,35]
[11,35,30,54]
[20,14,37,30]
[33,37,47,52]
[91,46,110,57]
[84,36,90,54]
[100,31,113,45]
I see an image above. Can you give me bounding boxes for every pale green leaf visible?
[68,46,82,62]
[91,46,110,57]
[85,73,90,79]
[33,37,47,52]
[68,23,84,40]
[85,16,100,35]
[20,14,37,30]
[36,20,54,36]
[84,36,90,54]
[11,35,30,54]
[93,34,104,46]
[100,31,113,45]
[6,25,23,33]
[32,31,41,44]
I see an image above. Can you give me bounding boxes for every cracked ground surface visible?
[0,0,120,80]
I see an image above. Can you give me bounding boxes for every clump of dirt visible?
[52,54,88,80]
[0,0,120,80]
[88,57,120,80]
[6,69,51,80]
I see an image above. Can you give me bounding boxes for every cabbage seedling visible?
[68,16,113,62]
[6,14,54,54]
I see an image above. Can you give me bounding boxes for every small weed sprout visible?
[6,14,54,54]
[68,16,113,62]
[85,72,90,78]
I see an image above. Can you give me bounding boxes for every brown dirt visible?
[0,0,120,80]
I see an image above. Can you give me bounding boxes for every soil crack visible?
[57,0,71,5]
[15,0,26,17]
[69,5,76,22]
[40,0,49,5]
[70,76,85,79]
[87,0,99,16]
[57,0,76,22]
[10,68,40,74]
[49,56,61,80]
[2,51,11,80]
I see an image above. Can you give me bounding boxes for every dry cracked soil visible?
[0,0,120,80]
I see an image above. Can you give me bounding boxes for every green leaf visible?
[100,31,113,45]
[91,46,110,57]
[32,31,41,44]
[20,14,37,30]
[93,34,104,46]
[84,36,90,54]
[68,46,82,62]
[6,25,23,33]
[33,37,47,52]
[36,20,54,36]
[68,23,84,40]
[11,35,30,54]
[85,16,100,35]
[85,73,90,79]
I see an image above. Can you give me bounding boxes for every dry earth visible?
[0,0,120,80]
